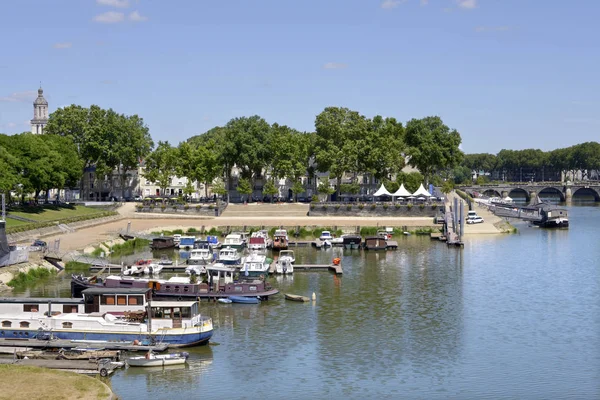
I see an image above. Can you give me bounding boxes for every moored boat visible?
[178,236,196,250]
[187,248,215,265]
[142,263,163,275]
[272,229,289,250]
[241,252,272,277]
[150,236,175,250]
[342,234,362,249]
[127,351,189,367]
[274,250,295,274]
[228,296,260,304]
[284,293,310,302]
[223,234,245,250]
[218,247,242,265]
[363,236,387,250]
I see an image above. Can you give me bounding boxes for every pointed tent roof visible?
[392,184,412,197]
[373,183,392,197]
[412,184,432,197]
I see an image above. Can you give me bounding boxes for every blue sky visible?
[0,0,598,153]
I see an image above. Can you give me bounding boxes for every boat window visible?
[20,321,30,328]
[234,286,243,292]
[184,286,189,292]
[23,304,39,312]
[181,307,191,318]
[173,308,181,318]
[62,322,73,329]
[175,286,180,292]
[128,295,143,305]
[62,305,78,313]
[117,295,127,305]
[101,295,116,305]
[249,286,257,291]
[151,307,163,318]
[162,308,172,319]
[2,321,11,328]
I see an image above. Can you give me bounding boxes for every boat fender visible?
[133,340,140,346]
[333,258,341,265]
[99,368,108,377]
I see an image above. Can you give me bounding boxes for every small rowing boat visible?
[284,293,310,302]
[127,352,189,367]
[217,298,232,304]
[228,296,260,304]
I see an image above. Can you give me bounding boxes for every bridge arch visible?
[572,187,600,202]
[538,187,565,202]
[508,188,530,203]
[481,189,502,198]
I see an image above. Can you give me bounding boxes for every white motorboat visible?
[223,234,245,250]
[218,247,242,265]
[142,263,163,275]
[275,250,295,274]
[187,248,214,265]
[127,352,189,367]
[122,265,143,276]
[241,252,272,277]
[185,264,206,276]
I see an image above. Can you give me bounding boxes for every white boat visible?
[241,252,272,277]
[275,250,295,274]
[172,234,182,247]
[142,263,163,275]
[127,352,189,367]
[217,298,232,304]
[218,247,242,265]
[178,236,196,250]
[185,264,206,276]
[273,229,289,250]
[122,265,143,276]
[319,231,334,241]
[187,248,214,265]
[223,234,245,250]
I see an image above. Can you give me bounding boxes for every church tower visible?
[31,87,48,134]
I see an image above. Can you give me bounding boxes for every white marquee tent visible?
[411,184,432,197]
[373,183,392,197]
[392,184,412,198]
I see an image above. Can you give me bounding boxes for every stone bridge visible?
[458,182,600,203]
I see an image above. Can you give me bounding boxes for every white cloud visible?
[96,0,129,8]
[457,0,477,9]
[381,0,405,9]
[323,62,348,70]
[129,10,148,22]
[420,0,429,5]
[93,11,125,23]
[0,90,37,103]
[53,42,72,49]
[475,26,510,32]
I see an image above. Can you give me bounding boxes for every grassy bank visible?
[0,365,111,400]
[7,267,56,288]
[91,238,150,257]
[148,225,441,240]
[6,205,118,234]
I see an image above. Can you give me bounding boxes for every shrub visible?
[335,204,341,210]
[431,203,438,210]
[395,203,401,209]
[196,205,201,210]
[370,204,376,209]
[407,204,413,209]
[184,204,190,210]
[172,204,178,210]
[322,204,328,210]
[311,195,319,202]
[346,205,352,210]
[419,204,425,209]
[149,205,154,210]
[208,204,215,209]
[160,205,166,211]
[358,204,364,210]
[383,204,388,210]
[136,204,143,210]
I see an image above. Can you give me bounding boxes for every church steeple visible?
[31,86,49,134]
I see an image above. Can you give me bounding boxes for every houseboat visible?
[241,253,272,277]
[534,205,569,228]
[71,271,279,300]
[363,236,387,250]
[342,234,362,249]
[207,235,221,249]
[178,236,196,250]
[248,236,267,254]
[272,229,289,250]
[223,234,245,250]
[187,248,215,265]
[218,247,242,265]
[151,236,175,250]
[0,287,214,347]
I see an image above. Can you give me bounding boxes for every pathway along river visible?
[13,206,600,399]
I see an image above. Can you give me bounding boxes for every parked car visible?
[31,239,47,249]
[467,216,484,224]
[133,195,143,201]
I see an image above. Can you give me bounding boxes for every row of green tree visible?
[143,107,463,200]
[453,142,600,184]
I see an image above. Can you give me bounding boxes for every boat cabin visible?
[223,234,244,249]
[178,236,196,249]
[149,300,201,329]
[82,287,151,314]
[363,236,387,250]
[273,230,289,250]
[151,236,175,250]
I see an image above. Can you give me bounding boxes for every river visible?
[14,206,600,399]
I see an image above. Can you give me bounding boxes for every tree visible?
[290,180,305,202]
[317,179,335,202]
[362,116,405,181]
[262,180,279,203]
[314,107,368,199]
[404,116,463,184]
[0,140,19,200]
[211,179,228,198]
[236,178,252,203]
[143,141,178,196]
[396,171,423,193]
[441,180,454,194]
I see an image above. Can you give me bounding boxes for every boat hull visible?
[228,296,260,304]
[127,353,188,367]
[284,294,310,302]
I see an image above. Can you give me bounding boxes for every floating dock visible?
[0,358,123,376]
[268,262,342,275]
[0,338,169,352]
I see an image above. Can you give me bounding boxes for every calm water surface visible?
[18,207,600,399]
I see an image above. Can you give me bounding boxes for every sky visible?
[0,0,599,154]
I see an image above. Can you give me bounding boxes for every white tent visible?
[392,184,412,198]
[373,183,392,197]
[411,184,432,197]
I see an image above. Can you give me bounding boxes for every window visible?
[20,321,30,328]
[128,295,143,305]
[173,308,181,319]
[2,321,11,328]
[181,307,191,319]
[63,305,78,313]
[101,295,116,305]
[23,304,39,312]
[62,322,73,329]
[249,286,257,291]
[117,295,127,305]
[234,286,243,292]
[162,308,171,319]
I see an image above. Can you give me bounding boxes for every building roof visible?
[34,87,48,106]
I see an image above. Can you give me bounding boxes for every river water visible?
[14,206,600,399]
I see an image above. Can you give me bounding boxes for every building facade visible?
[30,87,48,134]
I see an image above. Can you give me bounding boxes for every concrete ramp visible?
[220,203,309,217]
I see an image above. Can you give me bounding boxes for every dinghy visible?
[228,296,260,304]
[284,293,310,302]
[127,351,189,367]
